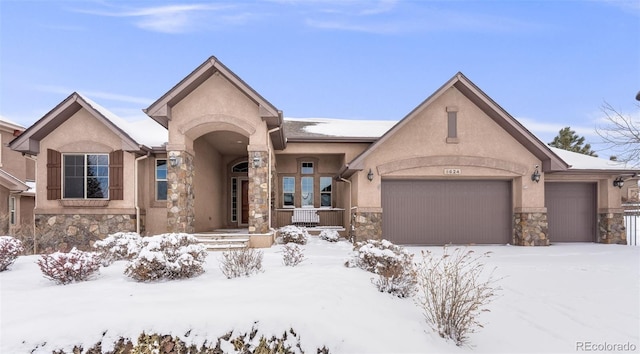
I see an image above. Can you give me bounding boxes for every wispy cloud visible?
[72,3,241,33]
[35,85,153,106]
[300,2,546,34]
[517,117,598,139]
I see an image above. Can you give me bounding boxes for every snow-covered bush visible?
[124,233,207,282]
[346,239,416,298]
[37,248,101,285]
[319,229,340,242]
[93,232,142,266]
[278,225,308,245]
[0,236,24,271]
[61,324,329,354]
[282,243,305,267]
[219,248,264,279]
[415,247,500,346]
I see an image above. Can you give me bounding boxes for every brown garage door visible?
[545,182,596,242]
[382,180,512,245]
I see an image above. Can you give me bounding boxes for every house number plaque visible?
[444,168,461,175]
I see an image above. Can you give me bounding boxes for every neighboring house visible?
[1,117,35,234]
[9,56,637,250]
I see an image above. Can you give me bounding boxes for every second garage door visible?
[382,180,512,245]
[545,182,596,242]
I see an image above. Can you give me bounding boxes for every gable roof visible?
[341,72,569,178]
[144,56,286,150]
[0,169,29,192]
[9,92,149,155]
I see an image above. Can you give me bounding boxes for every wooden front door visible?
[241,180,249,224]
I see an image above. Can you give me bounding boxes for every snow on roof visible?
[285,117,636,172]
[0,115,25,130]
[549,146,632,170]
[284,117,396,138]
[78,93,168,148]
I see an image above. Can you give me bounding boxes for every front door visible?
[241,179,249,224]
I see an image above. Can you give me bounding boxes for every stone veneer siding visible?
[351,208,383,243]
[598,213,627,244]
[513,212,549,246]
[249,150,269,234]
[167,150,195,233]
[34,214,136,253]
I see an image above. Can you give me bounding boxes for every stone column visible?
[598,211,627,244]
[167,150,195,233]
[248,150,269,234]
[351,207,383,243]
[513,211,549,246]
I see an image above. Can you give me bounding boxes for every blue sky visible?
[1,0,638,151]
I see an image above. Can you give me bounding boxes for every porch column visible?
[598,209,627,244]
[248,147,269,233]
[167,150,195,233]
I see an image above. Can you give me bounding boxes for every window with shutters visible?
[63,154,109,199]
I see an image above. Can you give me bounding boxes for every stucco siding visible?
[36,107,136,212]
[193,137,224,232]
[356,86,543,210]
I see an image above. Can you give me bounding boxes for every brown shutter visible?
[109,150,124,200]
[46,149,62,200]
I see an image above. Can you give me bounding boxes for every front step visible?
[193,233,250,251]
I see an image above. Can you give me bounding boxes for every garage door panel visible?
[382,180,511,245]
[545,183,596,242]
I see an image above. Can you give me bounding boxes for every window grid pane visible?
[301,162,314,174]
[283,177,295,207]
[156,159,167,201]
[301,176,314,207]
[63,154,109,199]
[320,177,332,207]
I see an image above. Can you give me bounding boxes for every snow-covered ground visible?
[1,239,638,353]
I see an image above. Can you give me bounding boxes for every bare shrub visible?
[94,232,142,266]
[50,324,329,353]
[0,236,24,271]
[319,229,340,242]
[219,248,264,279]
[278,225,309,245]
[282,244,305,267]
[346,239,417,298]
[124,233,207,282]
[37,248,102,285]
[414,247,500,346]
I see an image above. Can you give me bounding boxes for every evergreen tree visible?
[548,127,597,157]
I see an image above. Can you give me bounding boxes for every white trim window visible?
[156,159,167,201]
[63,154,109,199]
[283,177,295,207]
[9,196,16,225]
[301,176,314,207]
[320,177,332,207]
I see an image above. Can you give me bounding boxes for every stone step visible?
[192,233,249,251]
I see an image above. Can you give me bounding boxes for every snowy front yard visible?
[1,238,638,353]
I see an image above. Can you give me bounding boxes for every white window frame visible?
[62,153,109,199]
[283,176,295,208]
[9,196,16,225]
[155,159,167,201]
[301,176,314,208]
[301,161,314,174]
[320,176,332,208]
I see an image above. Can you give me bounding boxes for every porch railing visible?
[624,204,639,246]
[275,208,345,228]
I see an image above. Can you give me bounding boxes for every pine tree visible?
[548,127,597,157]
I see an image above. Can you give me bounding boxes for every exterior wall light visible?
[613,177,624,189]
[367,168,374,182]
[531,165,540,183]
[253,155,262,168]
[169,155,181,167]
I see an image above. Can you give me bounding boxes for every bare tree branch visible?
[595,102,640,166]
